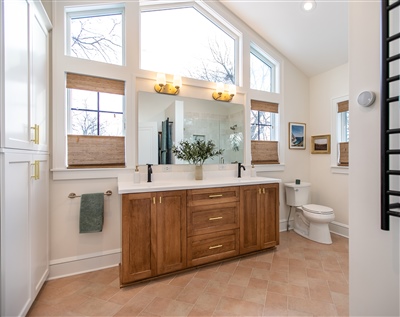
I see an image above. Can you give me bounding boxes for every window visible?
[337,100,349,166]
[250,100,279,164]
[66,73,126,168]
[250,45,276,92]
[140,4,238,84]
[66,6,124,65]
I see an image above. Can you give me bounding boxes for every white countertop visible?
[118,176,281,194]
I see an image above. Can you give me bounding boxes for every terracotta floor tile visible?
[27,231,349,317]
[215,296,264,316]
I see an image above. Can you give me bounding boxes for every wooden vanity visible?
[118,177,280,287]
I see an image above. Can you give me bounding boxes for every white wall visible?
[349,1,400,315]
[309,64,349,228]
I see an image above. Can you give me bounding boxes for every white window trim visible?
[331,95,349,174]
[250,43,277,93]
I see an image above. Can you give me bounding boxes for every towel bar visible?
[68,190,112,199]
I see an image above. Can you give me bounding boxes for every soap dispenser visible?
[251,165,256,177]
[134,166,140,183]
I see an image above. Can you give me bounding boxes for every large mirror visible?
[138,91,244,165]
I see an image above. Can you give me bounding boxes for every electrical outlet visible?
[162,165,172,172]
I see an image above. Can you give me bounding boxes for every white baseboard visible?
[329,221,349,238]
[280,218,349,238]
[48,249,121,280]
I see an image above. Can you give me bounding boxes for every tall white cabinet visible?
[0,0,51,316]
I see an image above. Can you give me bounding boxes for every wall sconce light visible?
[212,82,236,102]
[154,73,181,95]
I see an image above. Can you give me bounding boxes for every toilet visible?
[284,182,335,244]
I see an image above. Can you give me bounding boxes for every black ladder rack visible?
[381,0,400,230]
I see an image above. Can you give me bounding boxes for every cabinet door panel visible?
[3,0,30,149]
[30,155,49,297]
[2,153,31,317]
[120,193,155,284]
[240,185,260,254]
[261,184,279,249]
[156,191,186,275]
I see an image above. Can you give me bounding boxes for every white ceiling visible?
[220,0,348,77]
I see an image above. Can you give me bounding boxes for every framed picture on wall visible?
[289,122,306,149]
[311,134,331,154]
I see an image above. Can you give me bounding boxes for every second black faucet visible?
[238,162,246,178]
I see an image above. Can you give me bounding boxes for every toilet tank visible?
[284,182,311,206]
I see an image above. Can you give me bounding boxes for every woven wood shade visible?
[251,141,279,164]
[66,73,125,95]
[251,99,279,113]
[337,100,349,113]
[68,135,125,168]
[338,142,349,166]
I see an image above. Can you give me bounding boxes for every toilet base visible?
[293,209,333,244]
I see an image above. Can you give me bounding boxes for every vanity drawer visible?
[187,202,239,236]
[187,229,239,267]
[187,186,239,207]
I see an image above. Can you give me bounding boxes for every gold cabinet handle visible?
[31,161,40,180]
[259,188,261,194]
[153,197,156,204]
[209,194,223,198]
[31,124,39,144]
[209,216,223,221]
[209,244,223,250]
[262,188,265,194]
[159,196,162,204]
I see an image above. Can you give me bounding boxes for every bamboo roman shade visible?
[251,99,279,164]
[338,142,349,166]
[66,73,126,168]
[337,99,349,166]
[251,99,279,113]
[66,73,125,95]
[337,100,349,113]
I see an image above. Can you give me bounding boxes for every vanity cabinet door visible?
[120,193,156,285]
[240,184,279,254]
[155,190,187,275]
[260,184,280,249]
[120,190,186,286]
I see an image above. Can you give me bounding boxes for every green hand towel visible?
[79,193,104,233]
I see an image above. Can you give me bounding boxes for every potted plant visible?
[172,139,224,180]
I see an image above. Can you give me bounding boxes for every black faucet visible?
[147,164,153,182]
[238,162,246,178]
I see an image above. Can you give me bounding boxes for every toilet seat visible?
[302,204,333,215]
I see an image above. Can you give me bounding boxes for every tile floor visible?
[27,231,349,316]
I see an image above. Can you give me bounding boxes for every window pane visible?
[99,112,123,136]
[70,110,98,135]
[70,89,97,110]
[250,52,272,92]
[141,7,235,84]
[69,12,123,65]
[258,111,271,125]
[99,93,124,112]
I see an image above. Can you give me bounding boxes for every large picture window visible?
[140,4,238,85]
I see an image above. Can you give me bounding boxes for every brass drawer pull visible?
[209,194,223,198]
[209,244,223,250]
[209,216,223,221]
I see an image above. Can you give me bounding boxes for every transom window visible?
[140,4,238,84]
[66,6,124,65]
[250,45,276,92]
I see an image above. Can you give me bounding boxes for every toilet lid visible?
[303,204,333,215]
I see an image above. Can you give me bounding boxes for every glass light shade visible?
[216,82,224,94]
[156,73,166,86]
[229,84,236,96]
[302,0,316,11]
[173,75,182,88]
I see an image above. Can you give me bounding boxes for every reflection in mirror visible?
[138,91,244,165]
